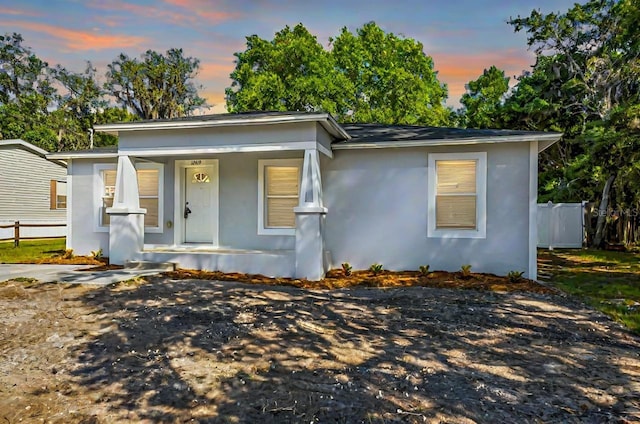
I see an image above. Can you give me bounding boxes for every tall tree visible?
[508,0,640,245]
[331,22,450,125]
[226,24,352,115]
[226,22,451,125]
[459,66,510,128]
[105,48,207,120]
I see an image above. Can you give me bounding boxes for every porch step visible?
[124,260,176,272]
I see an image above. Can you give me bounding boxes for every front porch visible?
[139,245,296,277]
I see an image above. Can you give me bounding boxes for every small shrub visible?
[419,265,431,276]
[91,248,103,259]
[507,270,525,283]
[62,249,74,259]
[460,264,472,278]
[369,263,383,275]
[341,262,353,276]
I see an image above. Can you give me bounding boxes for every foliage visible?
[227,22,451,125]
[460,264,472,278]
[341,262,352,276]
[418,265,431,276]
[507,271,525,283]
[91,248,103,259]
[459,66,510,128]
[105,48,207,120]
[540,248,640,334]
[369,263,383,275]
[0,239,65,264]
[226,24,351,116]
[331,22,451,125]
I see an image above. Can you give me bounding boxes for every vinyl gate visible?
[537,202,585,249]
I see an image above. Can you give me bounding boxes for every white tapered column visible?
[294,149,327,280]
[106,155,146,265]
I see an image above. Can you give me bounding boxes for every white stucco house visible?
[0,139,67,239]
[47,112,561,280]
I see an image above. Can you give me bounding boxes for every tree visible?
[226,22,451,125]
[105,48,207,120]
[0,33,54,105]
[459,66,509,128]
[331,22,450,125]
[226,24,352,116]
[507,0,640,245]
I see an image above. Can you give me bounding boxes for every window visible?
[95,163,163,232]
[50,180,67,210]
[428,152,486,239]
[258,159,302,235]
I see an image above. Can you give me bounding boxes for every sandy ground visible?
[0,276,639,423]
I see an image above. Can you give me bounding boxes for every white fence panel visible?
[0,220,66,241]
[537,202,585,248]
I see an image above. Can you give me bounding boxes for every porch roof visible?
[93,111,350,140]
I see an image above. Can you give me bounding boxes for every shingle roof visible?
[338,123,556,144]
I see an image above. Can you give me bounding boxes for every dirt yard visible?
[1,276,639,423]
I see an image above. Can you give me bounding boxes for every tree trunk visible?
[593,175,615,248]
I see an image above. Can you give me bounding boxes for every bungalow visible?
[47,112,561,280]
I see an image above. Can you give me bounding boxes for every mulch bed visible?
[164,268,557,294]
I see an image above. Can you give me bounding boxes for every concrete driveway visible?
[0,264,165,285]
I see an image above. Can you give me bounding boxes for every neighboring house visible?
[48,112,561,280]
[0,139,67,239]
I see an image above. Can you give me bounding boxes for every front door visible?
[184,165,215,243]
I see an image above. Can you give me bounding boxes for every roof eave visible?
[331,133,562,152]
[95,113,350,140]
[47,152,118,160]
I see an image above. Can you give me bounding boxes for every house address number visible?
[190,160,202,165]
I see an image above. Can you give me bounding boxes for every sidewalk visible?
[0,264,165,286]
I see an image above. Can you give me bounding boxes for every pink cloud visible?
[198,61,235,80]
[3,20,148,51]
[163,0,241,23]
[0,6,39,17]
[432,49,536,102]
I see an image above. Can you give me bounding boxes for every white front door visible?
[184,165,216,243]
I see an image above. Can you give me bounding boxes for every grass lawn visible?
[539,248,640,334]
[0,238,66,263]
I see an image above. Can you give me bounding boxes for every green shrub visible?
[91,248,103,259]
[62,249,74,259]
[460,264,472,278]
[507,270,525,283]
[369,263,383,275]
[341,262,352,276]
[419,265,431,276]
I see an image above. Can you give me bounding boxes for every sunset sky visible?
[1,0,577,113]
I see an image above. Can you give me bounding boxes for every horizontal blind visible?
[137,169,159,197]
[139,198,159,227]
[436,160,476,194]
[266,166,299,228]
[436,195,477,228]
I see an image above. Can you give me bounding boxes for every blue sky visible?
[0,0,578,112]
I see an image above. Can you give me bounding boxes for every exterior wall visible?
[0,145,66,221]
[68,158,113,255]
[315,123,334,153]
[69,151,305,256]
[322,143,531,277]
[118,122,317,150]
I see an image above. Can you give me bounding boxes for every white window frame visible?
[428,152,487,239]
[257,158,303,236]
[50,179,67,210]
[93,162,164,233]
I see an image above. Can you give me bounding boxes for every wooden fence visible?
[0,221,66,247]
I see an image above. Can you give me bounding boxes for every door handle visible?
[184,201,192,219]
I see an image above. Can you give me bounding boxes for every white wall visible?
[321,143,531,276]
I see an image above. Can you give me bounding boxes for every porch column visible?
[106,155,146,265]
[294,149,327,280]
